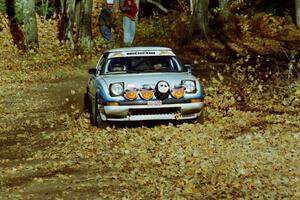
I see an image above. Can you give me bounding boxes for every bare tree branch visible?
[145,0,168,13]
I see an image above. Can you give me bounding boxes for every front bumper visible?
[98,102,204,121]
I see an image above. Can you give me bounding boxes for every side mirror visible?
[184,64,196,72]
[88,68,97,75]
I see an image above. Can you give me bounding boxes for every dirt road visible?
[0,68,299,199]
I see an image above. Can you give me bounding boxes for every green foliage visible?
[0,0,24,23]
[137,12,173,45]
[6,0,55,24]
[136,11,189,47]
[0,0,55,22]
[14,0,24,23]
[0,0,5,14]
[35,1,55,19]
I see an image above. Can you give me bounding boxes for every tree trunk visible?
[78,0,93,51]
[60,0,65,13]
[57,0,65,41]
[190,0,193,13]
[65,0,76,49]
[53,0,61,14]
[296,0,300,28]
[74,0,81,42]
[5,0,25,50]
[23,0,39,50]
[189,0,210,39]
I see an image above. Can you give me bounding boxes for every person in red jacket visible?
[119,0,138,46]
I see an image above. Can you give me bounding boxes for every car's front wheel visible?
[90,97,109,128]
[84,92,90,112]
[96,111,109,129]
[90,98,97,126]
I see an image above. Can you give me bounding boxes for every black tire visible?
[90,97,109,128]
[84,92,90,112]
[96,110,109,129]
[90,98,97,126]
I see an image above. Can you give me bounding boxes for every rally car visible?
[84,46,205,127]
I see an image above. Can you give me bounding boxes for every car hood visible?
[102,72,196,89]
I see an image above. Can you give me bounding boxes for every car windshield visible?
[104,56,186,74]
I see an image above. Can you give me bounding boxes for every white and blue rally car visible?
[84,46,205,127]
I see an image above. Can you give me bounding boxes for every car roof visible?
[105,46,172,53]
[105,46,176,58]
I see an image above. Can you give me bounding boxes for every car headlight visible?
[182,80,196,93]
[109,82,124,96]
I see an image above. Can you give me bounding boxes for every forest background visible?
[0,0,300,199]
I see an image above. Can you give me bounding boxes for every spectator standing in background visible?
[119,0,138,46]
[99,0,117,48]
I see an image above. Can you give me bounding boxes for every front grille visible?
[128,107,180,115]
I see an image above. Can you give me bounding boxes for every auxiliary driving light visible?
[171,87,185,99]
[124,89,138,100]
[140,89,154,100]
[154,81,170,100]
